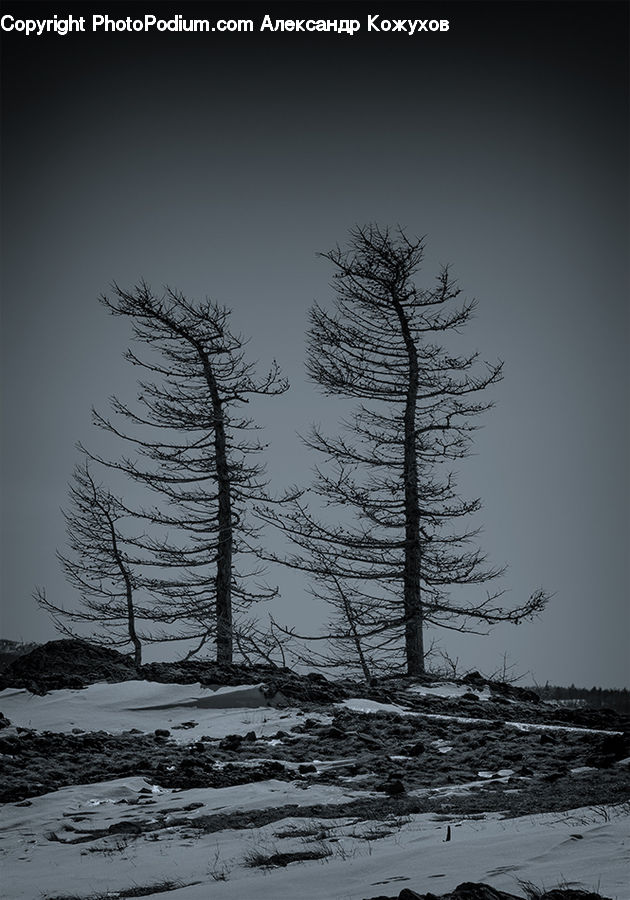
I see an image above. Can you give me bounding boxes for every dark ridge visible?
[0,638,349,704]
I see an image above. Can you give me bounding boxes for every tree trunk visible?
[149,308,234,664]
[214,424,233,665]
[337,578,372,682]
[124,576,143,667]
[201,355,233,664]
[402,393,425,675]
[393,296,425,676]
[108,519,142,666]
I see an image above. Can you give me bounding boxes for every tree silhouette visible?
[34,459,144,665]
[83,283,289,664]
[260,225,549,676]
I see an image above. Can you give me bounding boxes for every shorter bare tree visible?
[83,283,291,663]
[34,460,144,665]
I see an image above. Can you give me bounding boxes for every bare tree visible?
[260,225,549,676]
[34,459,144,665]
[83,283,289,664]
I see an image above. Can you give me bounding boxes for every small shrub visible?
[244,844,332,869]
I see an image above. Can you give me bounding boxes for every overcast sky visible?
[1,2,628,687]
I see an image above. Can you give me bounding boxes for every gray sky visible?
[1,2,628,687]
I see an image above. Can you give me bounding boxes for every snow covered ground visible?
[1,679,628,899]
[0,681,332,742]
[2,774,628,900]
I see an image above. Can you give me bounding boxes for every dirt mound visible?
[0,639,350,704]
[0,640,40,673]
[0,639,136,694]
[141,660,349,704]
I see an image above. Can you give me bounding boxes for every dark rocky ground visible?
[368,884,610,900]
[2,640,627,900]
[2,639,629,811]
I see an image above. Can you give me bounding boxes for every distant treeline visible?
[530,683,630,714]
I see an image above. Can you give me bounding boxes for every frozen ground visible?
[1,669,629,899]
[0,681,331,743]
[340,697,624,736]
[2,773,628,900]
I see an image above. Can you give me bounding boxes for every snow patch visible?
[339,698,416,716]
[5,786,627,900]
[406,682,492,701]
[0,681,332,741]
[338,698,621,736]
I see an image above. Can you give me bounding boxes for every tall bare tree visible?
[84,283,289,664]
[260,225,549,676]
[34,459,144,664]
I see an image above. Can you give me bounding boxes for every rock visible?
[388,780,406,795]
[298,764,317,774]
[377,778,406,796]
[0,712,11,728]
[359,883,611,900]
[599,732,629,760]
[450,883,521,899]
[268,669,349,704]
[365,883,533,900]
[302,718,321,729]
[0,737,17,756]
[462,671,484,684]
[154,729,170,738]
[408,740,425,756]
